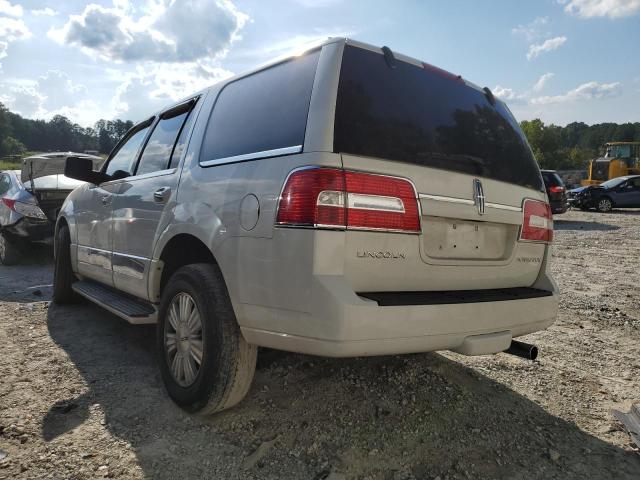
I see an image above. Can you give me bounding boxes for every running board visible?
[72,281,157,325]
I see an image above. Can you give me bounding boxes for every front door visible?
[75,122,153,286]
[111,101,197,300]
[74,183,117,286]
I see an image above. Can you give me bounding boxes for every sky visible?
[0,0,639,128]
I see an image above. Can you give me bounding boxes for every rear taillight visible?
[2,197,47,219]
[276,168,420,233]
[549,185,564,194]
[519,199,553,243]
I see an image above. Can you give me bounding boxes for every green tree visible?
[1,136,27,156]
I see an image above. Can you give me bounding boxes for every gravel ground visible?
[0,209,639,479]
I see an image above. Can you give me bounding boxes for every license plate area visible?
[423,216,512,260]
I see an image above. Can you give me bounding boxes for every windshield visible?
[334,45,543,191]
[605,145,632,158]
[600,177,627,189]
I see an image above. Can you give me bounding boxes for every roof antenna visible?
[381,46,397,69]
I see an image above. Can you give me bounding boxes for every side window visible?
[105,125,151,177]
[0,174,11,195]
[136,110,189,176]
[201,49,320,162]
[169,109,196,169]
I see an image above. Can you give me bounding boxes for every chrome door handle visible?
[101,195,111,206]
[153,187,171,203]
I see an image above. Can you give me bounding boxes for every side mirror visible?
[65,156,105,184]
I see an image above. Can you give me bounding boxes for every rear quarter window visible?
[200,49,320,163]
[334,45,543,191]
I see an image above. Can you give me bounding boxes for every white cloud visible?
[530,81,621,104]
[0,70,99,124]
[113,61,233,120]
[0,85,43,116]
[533,72,555,91]
[560,0,640,18]
[49,0,249,63]
[0,15,31,60]
[493,85,526,103]
[512,16,549,41]
[0,0,22,18]
[31,7,57,17]
[527,36,567,60]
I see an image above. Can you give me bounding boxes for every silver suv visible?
[56,38,558,415]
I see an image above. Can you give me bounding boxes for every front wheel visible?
[596,197,613,213]
[0,232,21,265]
[157,263,257,415]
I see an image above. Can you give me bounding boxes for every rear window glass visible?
[542,171,563,187]
[334,46,543,191]
[201,49,320,162]
[136,111,189,175]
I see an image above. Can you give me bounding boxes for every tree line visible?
[1,102,639,169]
[520,119,640,170]
[0,102,133,158]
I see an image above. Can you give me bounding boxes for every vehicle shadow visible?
[554,219,620,231]
[45,303,640,480]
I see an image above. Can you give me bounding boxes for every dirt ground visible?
[0,208,639,480]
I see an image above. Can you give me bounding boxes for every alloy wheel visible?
[598,198,612,212]
[164,292,204,387]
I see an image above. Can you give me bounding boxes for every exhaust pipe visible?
[504,340,538,361]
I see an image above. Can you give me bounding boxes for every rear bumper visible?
[549,199,568,214]
[239,275,559,357]
[1,217,53,242]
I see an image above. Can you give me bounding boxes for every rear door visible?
[335,44,548,292]
[110,99,198,299]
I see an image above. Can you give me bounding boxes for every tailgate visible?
[342,154,547,292]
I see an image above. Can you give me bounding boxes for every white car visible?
[56,38,558,415]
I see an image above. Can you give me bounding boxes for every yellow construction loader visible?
[582,142,640,186]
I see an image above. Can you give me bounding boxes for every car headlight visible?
[12,200,47,220]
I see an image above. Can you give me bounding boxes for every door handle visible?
[101,195,111,206]
[153,187,171,203]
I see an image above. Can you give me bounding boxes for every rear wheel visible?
[0,232,21,265]
[596,197,613,213]
[52,225,79,304]
[157,263,257,415]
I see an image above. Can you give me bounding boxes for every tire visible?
[157,263,257,415]
[0,232,21,265]
[596,197,613,213]
[52,225,79,304]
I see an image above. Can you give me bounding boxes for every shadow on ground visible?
[554,219,620,231]
[44,303,640,479]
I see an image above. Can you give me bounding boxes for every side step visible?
[72,281,157,325]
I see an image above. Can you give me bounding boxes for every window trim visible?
[198,48,320,168]
[200,145,302,168]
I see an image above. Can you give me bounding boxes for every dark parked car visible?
[568,175,640,212]
[541,170,568,214]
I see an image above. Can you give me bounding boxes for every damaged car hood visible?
[20,154,102,185]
